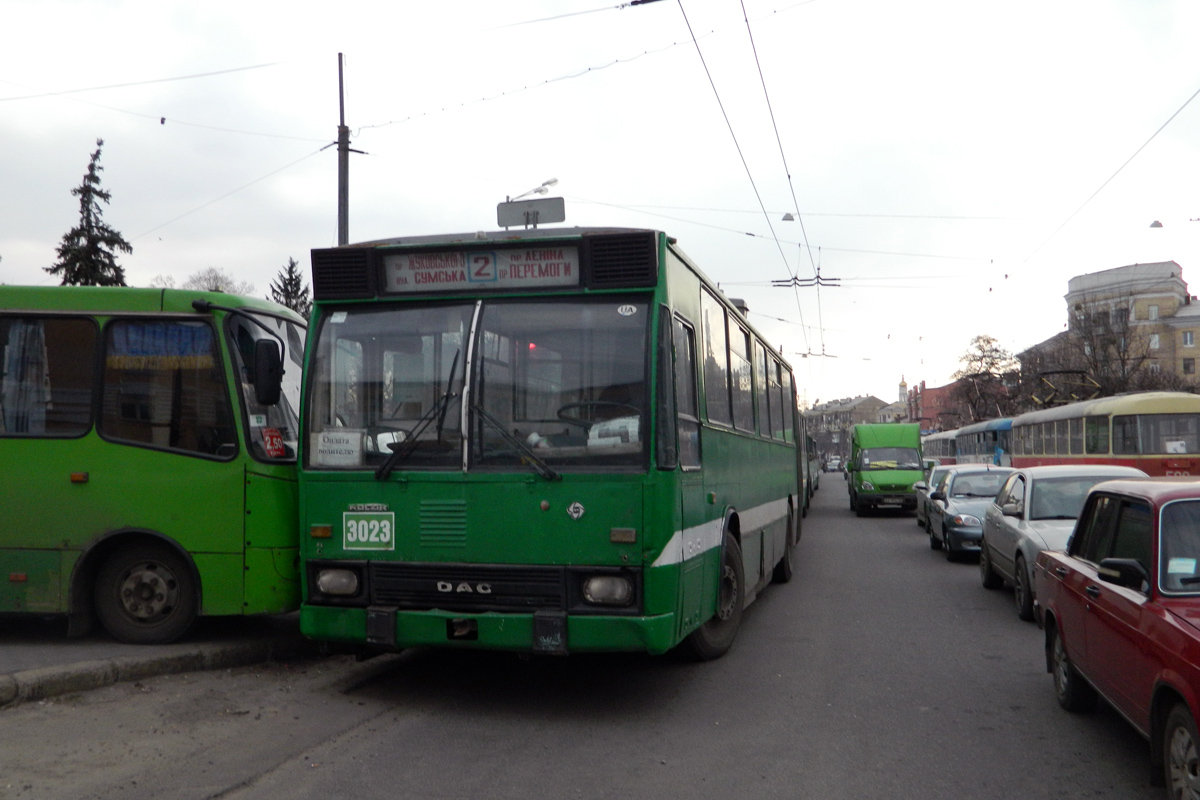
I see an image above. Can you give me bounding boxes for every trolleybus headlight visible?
[581,576,633,606]
[951,514,982,527]
[316,568,360,596]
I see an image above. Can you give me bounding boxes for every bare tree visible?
[1064,294,1151,395]
[181,267,254,296]
[950,335,1018,421]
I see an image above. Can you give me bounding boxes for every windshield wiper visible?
[472,404,561,482]
[375,351,461,481]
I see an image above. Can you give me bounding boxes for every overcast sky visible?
[3,0,1199,407]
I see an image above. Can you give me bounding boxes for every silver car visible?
[979,464,1148,621]
[914,465,951,531]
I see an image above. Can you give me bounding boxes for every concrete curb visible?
[0,634,322,710]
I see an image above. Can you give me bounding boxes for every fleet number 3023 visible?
[343,512,396,551]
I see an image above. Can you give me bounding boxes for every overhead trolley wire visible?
[676,0,809,353]
[1024,80,1200,264]
[737,0,826,358]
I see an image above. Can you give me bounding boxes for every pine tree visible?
[45,139,132,286]
[268,257,312,317]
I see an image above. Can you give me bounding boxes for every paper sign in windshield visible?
[383,248,580,293]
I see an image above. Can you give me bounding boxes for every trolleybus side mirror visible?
[253,339,283,406]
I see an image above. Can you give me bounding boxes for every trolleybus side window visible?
[0,316,96,436]
[656,311,677,469]
[673,317,701,469]
[729,323,753,432]
[700,288,731,427]
[770,358,785,441]
[1085,415,1109,454]
[1069,417,1083,454]
[754,340,770,438]
[100,319,237,458]
[782,368,794,442]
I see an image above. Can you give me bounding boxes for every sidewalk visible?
[0,613,323,709]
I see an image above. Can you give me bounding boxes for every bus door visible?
[670,317,708,633]
[0,315,99,612]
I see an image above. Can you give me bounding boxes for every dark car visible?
[926,465,1013,561]
[1034,479,1200,797]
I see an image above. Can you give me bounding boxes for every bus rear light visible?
[316,568,360,596]
[581,576,633,606]
[310,524,332,539]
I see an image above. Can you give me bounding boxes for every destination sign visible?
[382,247,580,293]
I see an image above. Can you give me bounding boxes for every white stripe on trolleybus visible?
[651,496,791,567]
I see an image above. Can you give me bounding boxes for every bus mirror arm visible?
[253,340,283,406]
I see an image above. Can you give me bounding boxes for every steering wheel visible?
[556,401,640,431]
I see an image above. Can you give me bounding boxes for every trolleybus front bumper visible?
[300,604,677,655]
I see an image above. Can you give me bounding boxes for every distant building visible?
[877,377,909,423]
[804,395,886,461]
[1019,261,1198,398]
[907,379,966,433]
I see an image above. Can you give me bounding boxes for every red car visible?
[1034,479,1200,797]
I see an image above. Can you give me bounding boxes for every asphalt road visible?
[0,476,1162,799]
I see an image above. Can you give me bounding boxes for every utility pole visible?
[337,53,349,246]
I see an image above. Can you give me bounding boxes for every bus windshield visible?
[306,296,649,471]
[473,297,648,469]
[228,310,306,461]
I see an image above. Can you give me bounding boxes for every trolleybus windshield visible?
[306,296,649,472]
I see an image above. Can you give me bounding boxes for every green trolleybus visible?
[299,227,801,659]
[0,286,306,643]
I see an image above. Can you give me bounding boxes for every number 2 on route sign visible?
[343,511,395,551]
[468,252,497,283]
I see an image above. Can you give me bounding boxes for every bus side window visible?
[0,317,96,436]
[100,319,237,457]
[782,369,794,442]
[770,359,785,441]
[656,313,677,469]
[754,340,770,438]
[699,289,731,426]
[673,317,701,468]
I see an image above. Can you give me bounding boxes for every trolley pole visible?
[337,53,349,246]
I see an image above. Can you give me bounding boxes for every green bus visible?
[0,286,306,643]
[299,227,801,659]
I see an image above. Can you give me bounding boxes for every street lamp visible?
[507,178,558,203]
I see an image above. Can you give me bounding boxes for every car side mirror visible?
[1098,557,1149,592]
[930,490,946,502]
[253,339,283,406]
[1001,503,1023,518]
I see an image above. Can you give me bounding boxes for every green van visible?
[847,423,923,515]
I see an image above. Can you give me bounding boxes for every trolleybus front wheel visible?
[681,532,744,661]
[94,541,198,644]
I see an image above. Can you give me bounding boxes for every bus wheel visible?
[772,508,796,584]
[95,541,197,644]
[682,532,744,661]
